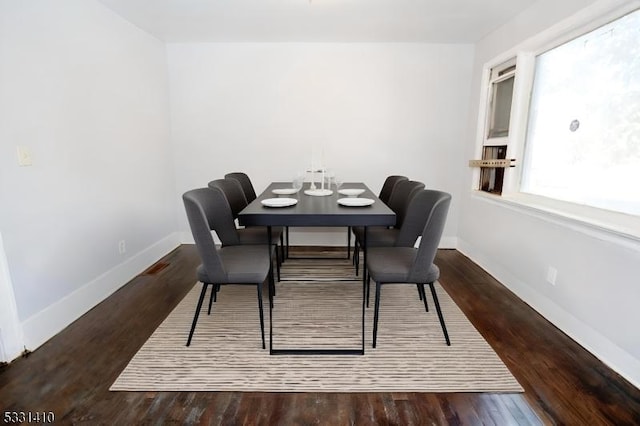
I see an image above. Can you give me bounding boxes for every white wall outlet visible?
[16,146,33,166]
[118,240,126,254]
[546,266,558,286]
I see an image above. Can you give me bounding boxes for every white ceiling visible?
[97,0,539,43]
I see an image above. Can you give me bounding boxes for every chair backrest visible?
[387,180,425,228]
[208,178,248,218]
[225,172,257,203]
[188,185,241,245]
[394,189,437,247]
[182,188,230,283]
[407,190,451,282]
[379,175,408,204]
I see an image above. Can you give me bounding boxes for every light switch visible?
[16,146,32,166]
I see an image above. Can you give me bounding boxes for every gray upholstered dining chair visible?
[208,178,284,280]
[210,177,248,218]
[226,171,294,259]
[222,174,287,255]
[182,188,272,348]
[346,175,408,259]
[378,175,409,204]
[225,172,257,203]
[352,180,425,275]
[366,189,452,348]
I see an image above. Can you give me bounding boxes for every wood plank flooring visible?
[1,245,639,425]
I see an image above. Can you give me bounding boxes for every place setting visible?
[337,186,374,207]
[259,147,376,209]
[260,174,304,207]
[337,184,375,207]
[261,197,298,207]
[301,157,376,208]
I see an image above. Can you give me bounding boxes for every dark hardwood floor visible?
[1,245,639,425]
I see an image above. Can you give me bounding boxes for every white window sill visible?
[471,190,640,247]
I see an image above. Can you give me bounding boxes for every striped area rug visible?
[111,256,523,392]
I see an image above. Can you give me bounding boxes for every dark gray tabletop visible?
[238,182,396,227]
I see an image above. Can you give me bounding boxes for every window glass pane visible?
[488,75,514,138]
[522,9,640,216]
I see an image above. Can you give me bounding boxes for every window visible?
[476,7,640,223]
[477,60,516,194]
[487,64,516,140]
[521,8,640,216]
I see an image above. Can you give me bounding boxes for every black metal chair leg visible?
[372,281,382,348]
[417,283,423,300]
[429,282,450,346]
[207,284,216,315]
[347,227,351,259]
[420,284,429,312]
[257,283,265,349]
[352,242,358,265]
[186,282,209,346]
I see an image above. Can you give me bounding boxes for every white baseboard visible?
[181,229,457,249]
[457,238,640,390]
[182,228,355,247]
[21,233,181,353]
[439,236,458,249]
[180,231,195,245]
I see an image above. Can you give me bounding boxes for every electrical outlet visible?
[546,266,558,285]
[118,240,126,254]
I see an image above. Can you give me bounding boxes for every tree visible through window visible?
[521,9,640,216]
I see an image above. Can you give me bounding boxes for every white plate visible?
[261,198,298,208]
[304,189,334,197]
[338,188,365,197]
[337,198,375,207]
[272,188,298,195]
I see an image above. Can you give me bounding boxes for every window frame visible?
[472,1,640,243]
[485,60,516,144]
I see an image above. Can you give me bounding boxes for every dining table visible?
[238,182,396,355]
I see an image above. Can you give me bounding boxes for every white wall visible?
[167,42,474,247]
[459,0,640,388]
[0,0,178,356]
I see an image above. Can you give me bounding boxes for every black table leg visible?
[362,226,367,350]
[285,226,290,259]
[269,225,366,356]
[268,226,274,353]
[361,227,366,353]
[362,226,367,289]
